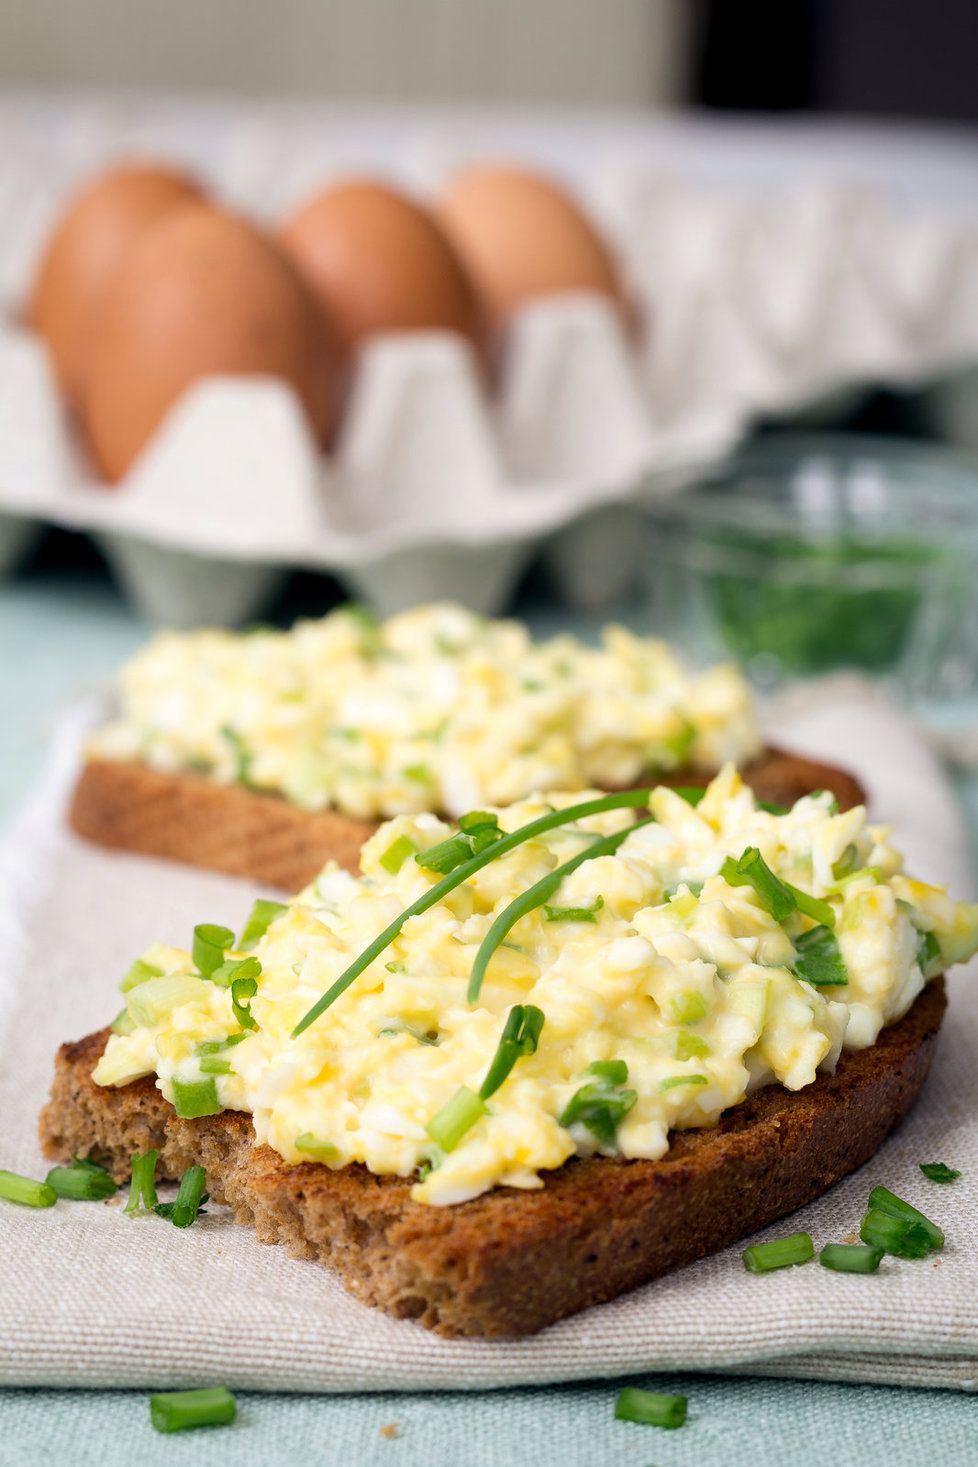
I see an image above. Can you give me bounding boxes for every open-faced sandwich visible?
[42,765,976,1336]
[70,603,863,888]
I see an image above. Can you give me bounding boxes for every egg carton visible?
[1,93,977,627]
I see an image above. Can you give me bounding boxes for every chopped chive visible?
[0,1169,57,1208]
[292,788,654,1037]
[588,1059,628,1085]
[676,1031,711,1060]
[670,990,708,1025]
[210,954,262,990]
[722,848,796,923]
[149,1387,236,1433]
[478,1005,545,1100]
[425,1086,486,1153]
[221,724,253,785]
[196,1033,248,1056]
[458,810,497,833]
[295,1133,339,1163]
[192,923,235,977]
[238,899,288,950]
[867,1185,944,1250]
[402,763,434,785]
[859,1208,932,1258]
[384,959,406,973]
[171,1078,221,1119]
[792,924,849,987]
[199,1056,232,1075]
[614,1386,687,1429]
[820,1243,884,1274]
[659,1073,709,1091]
[155,1165,208,1227]
[560,1079,637,1146]
[741,1231,814,1273]
[543,895,604,923]
[110,1007,134,1035]
[379,835,418,875]
[917,931,941,971]
[119,958,164,992]
[671,787,706,805]
[124,1151,158,1216]
[919,1162,960,1184]
[230,974,259,1031]
[832,845,859,879]
[467,820,654,1004]
[758,799,790,815]
[45,1160,117,1200]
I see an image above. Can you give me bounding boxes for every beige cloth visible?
[0,687,975,1394]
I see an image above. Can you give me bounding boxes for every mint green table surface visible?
[2,566,976,1467]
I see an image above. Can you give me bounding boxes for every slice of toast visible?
[39,977,942,1339]
[69,749,865,891]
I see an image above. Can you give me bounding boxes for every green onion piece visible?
[468,819,654,1004]
[199,1056,232,1075]
[659,1073,709,1091]
[722,847,796,923]
[119,958,164,992]
[918,930,941,971]
[171,1078,221,1119]
[832,845,859,880]
[543,895,604,923]
[415,833,481,875]
[758,799,790,815]
[614,1386,688,1429]
[124,1150,158,1216]
[293,788,654,1037]
[458,810,498,833]
[792,925,849,987]
[238,899,288,950]
[196,1033,248,1056]
[402,763,434,785]
[559,1080,637,1146]
[919,1162,960,1184]
[425,1086,486,1153]
[867,1185,944,1250]
[786,885,837,929]
[819,1243,884,1274]
[675,1031,711,1061]
[45,1160,117,1201]
[859,1207,932,1258]
[669,990,708,1025]
[384,959,406,974]
[155,1164,208,1228]
[192,923,235,977]
[0,1169,57,1208]
[379,835,418,875]
[741,1231,815,1273]
[671,787,706,806]
[478,1005,545,1100]
[149,1387,236,1434]
[230,974,259,1031]
[295,1133,338,1163]
[221,724,253,785]
[210,954,262,990]
[807,789,841,814]
[588,1059,628,1085]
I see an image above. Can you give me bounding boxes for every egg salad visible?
[93,765,978,1206]
[88,602,760,819]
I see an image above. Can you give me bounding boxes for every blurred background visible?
[2,0,978,813]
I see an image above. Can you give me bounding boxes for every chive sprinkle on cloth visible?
[0,685,975,1395]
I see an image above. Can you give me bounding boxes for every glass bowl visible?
[643,435,978,730]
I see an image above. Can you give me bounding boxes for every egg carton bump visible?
[0,97,977,625]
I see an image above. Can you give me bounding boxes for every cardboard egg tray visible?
[1,94,977,626]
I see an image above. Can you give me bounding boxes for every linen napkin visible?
[0,685,975,1394]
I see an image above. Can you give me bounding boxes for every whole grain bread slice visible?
[39,977,942,1339]
[69,748,865,891]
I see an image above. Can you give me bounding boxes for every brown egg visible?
[81,203,342,482]
[29,163,206,403]
[437,165,626,333]
[280,178,485,358]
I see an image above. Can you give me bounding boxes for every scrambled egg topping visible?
[94,767,978,1206]
[89,602,760,818]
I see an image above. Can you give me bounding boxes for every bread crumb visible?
[841,1232,858,1245]
[379,1424,399,1440]
[933,1258,942,1267]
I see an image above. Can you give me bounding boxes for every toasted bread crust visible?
[39,978,942,1338]
[69,749,865,890]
